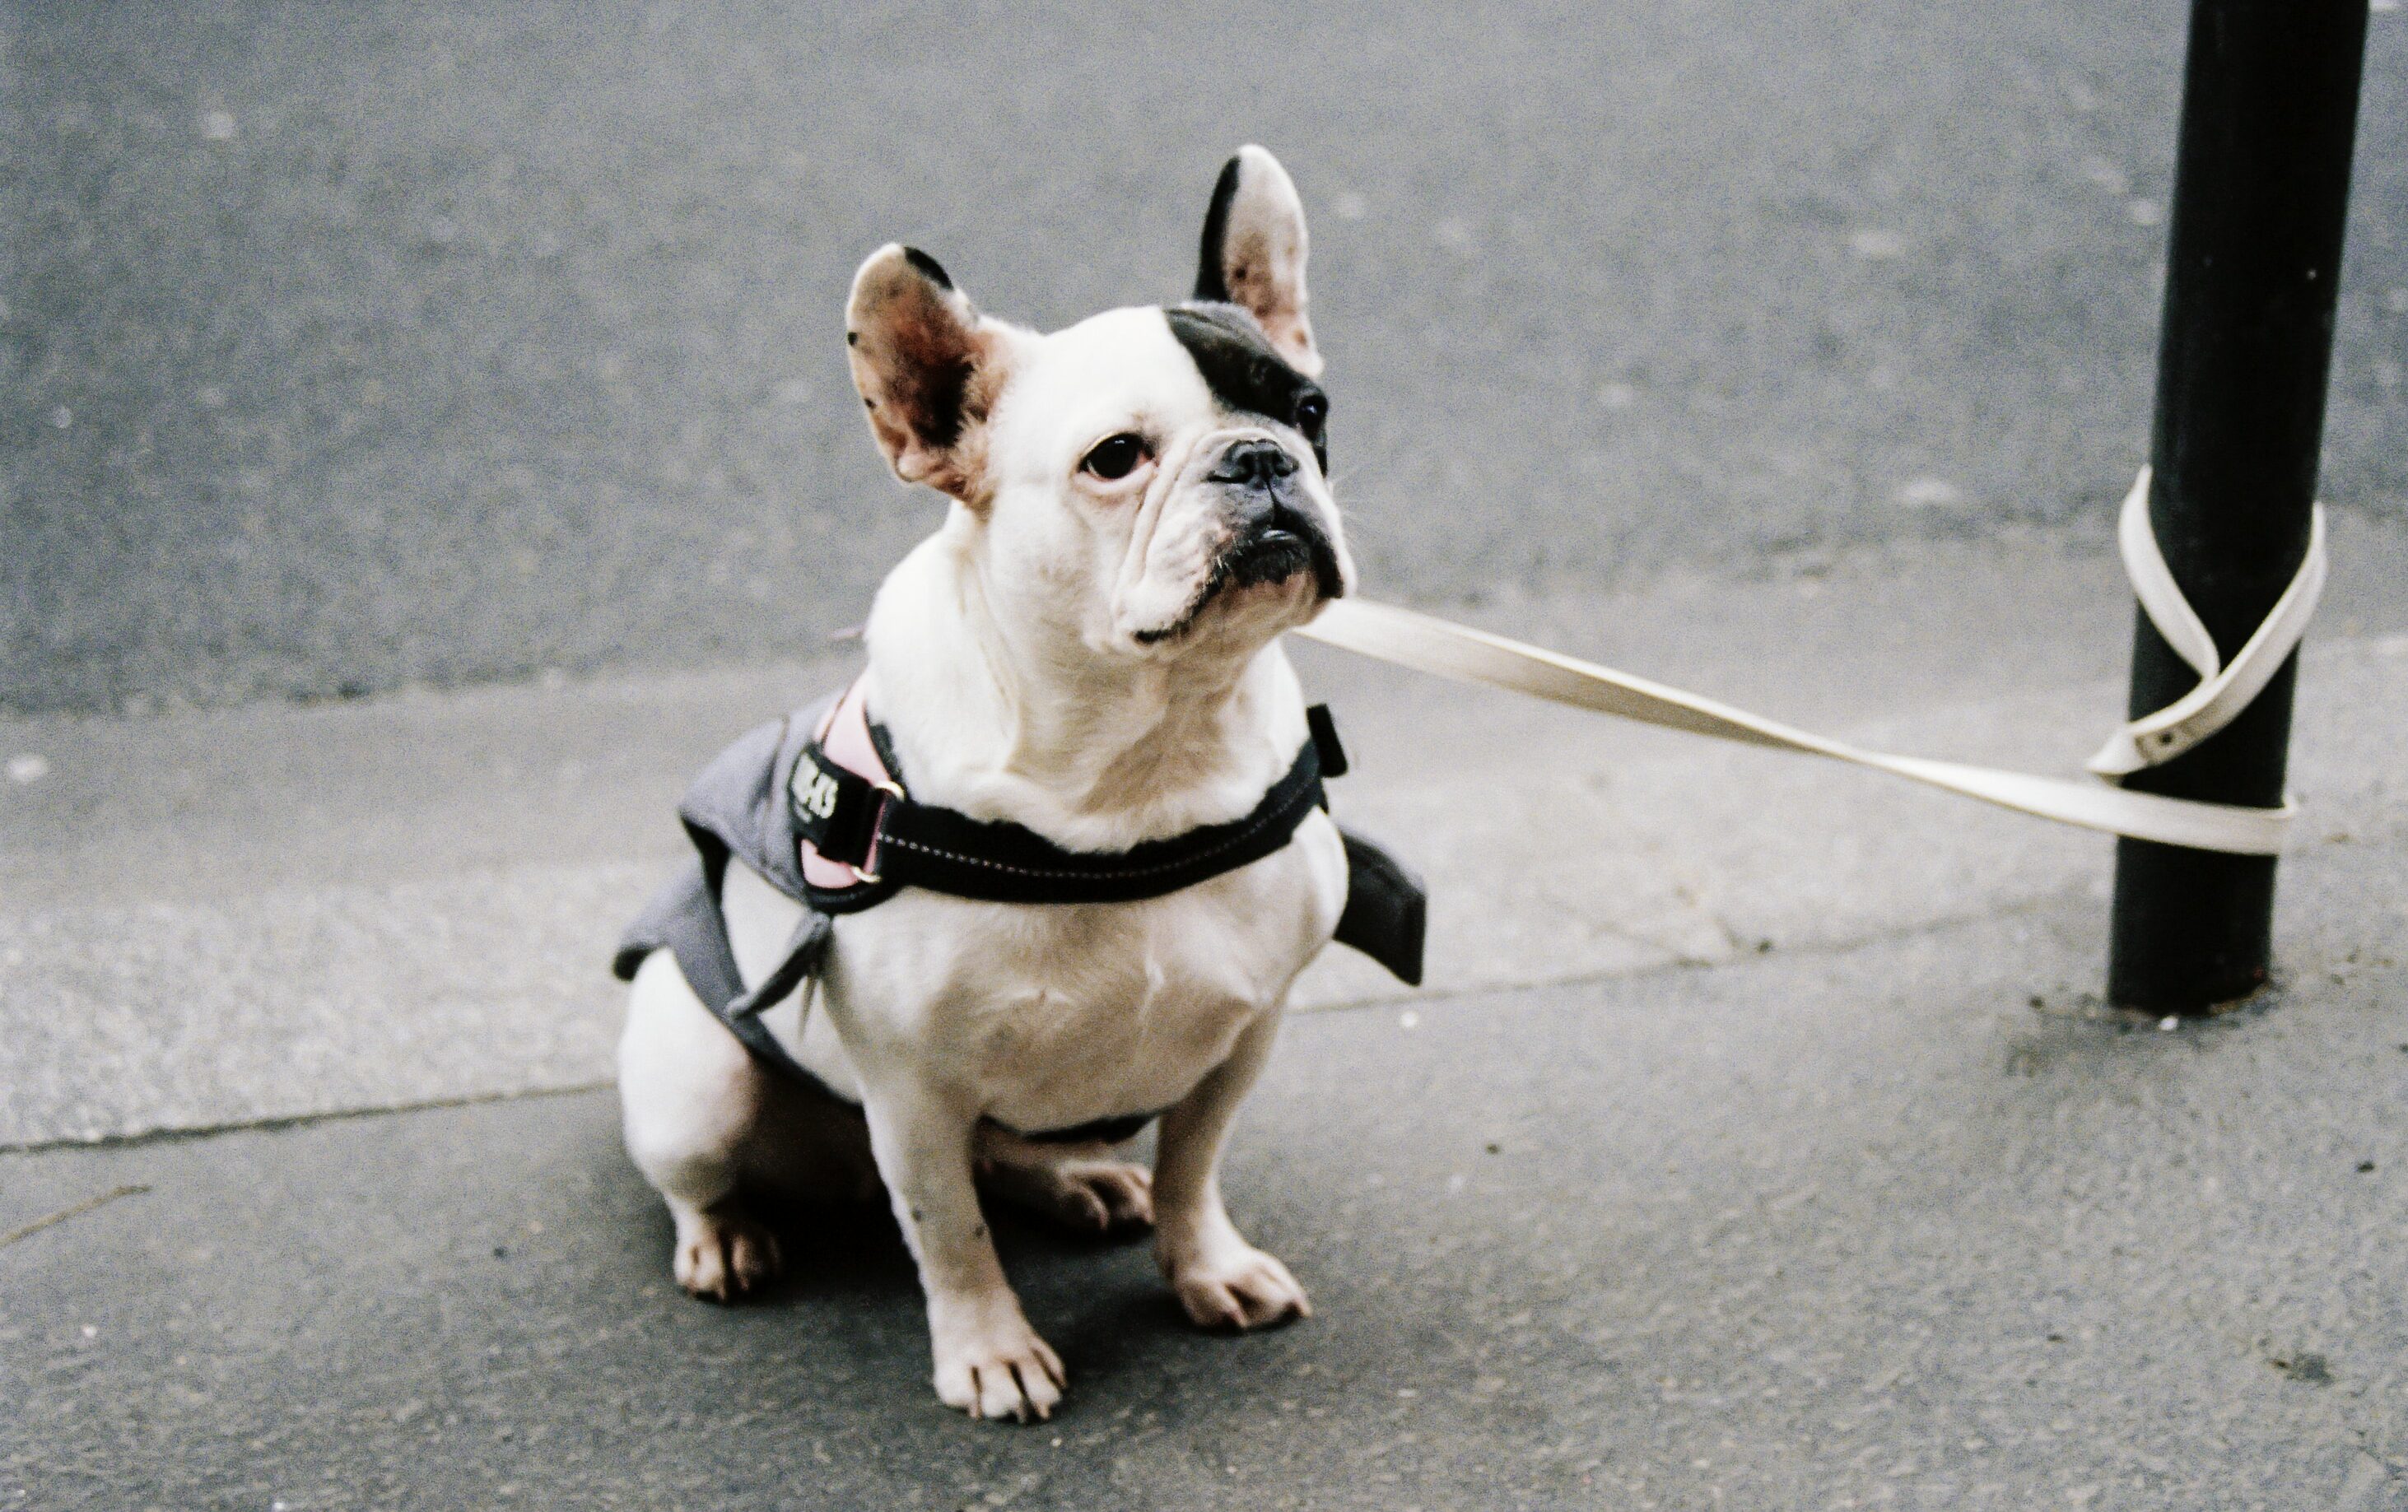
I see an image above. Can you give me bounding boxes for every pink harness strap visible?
[799,676,892,891]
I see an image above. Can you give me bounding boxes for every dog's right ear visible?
[846,244,1011,503]
[1191,145,1321,377]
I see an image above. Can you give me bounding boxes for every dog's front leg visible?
[860,1088,1064,1421]
[1152,1008,1311,1330]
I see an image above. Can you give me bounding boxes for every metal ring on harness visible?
[851,779,907,884]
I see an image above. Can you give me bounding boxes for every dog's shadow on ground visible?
[592,1116,1215,1400]
[622,1179,1200,1338]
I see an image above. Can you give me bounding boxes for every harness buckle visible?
[850,779,906,884]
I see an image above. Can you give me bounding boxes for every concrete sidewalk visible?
[6,521,2408,1147]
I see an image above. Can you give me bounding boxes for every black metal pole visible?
[2106,0,2368,1011]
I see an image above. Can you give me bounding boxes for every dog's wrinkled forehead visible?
[1163,304,1326,461]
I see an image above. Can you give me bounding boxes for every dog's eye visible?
[1293,392,1328,443]
[1080,433,1149,481]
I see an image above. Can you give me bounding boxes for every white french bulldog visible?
[617,145,1356,1421]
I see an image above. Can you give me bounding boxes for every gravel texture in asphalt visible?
[5,881,2403,1510]
[5,0,2404,713]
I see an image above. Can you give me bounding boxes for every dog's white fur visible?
[618,147,1356,1421]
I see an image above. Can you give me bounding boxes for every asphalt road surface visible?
[3,0,2404,714]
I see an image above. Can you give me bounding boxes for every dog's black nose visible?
[1207,439,1298,488]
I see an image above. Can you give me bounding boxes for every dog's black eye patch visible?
[1163,305,1330,470]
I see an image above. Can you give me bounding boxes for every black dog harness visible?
[612,677,1425,1141]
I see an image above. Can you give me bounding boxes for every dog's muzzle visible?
[1208,440,1343,601]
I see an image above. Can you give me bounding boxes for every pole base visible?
[2106,838,2275,1012]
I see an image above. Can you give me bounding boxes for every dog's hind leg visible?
[617,950,785,1301]
[974,1128,1154,1235]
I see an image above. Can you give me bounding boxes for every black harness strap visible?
[793,735,1330,907]
[613,693,1427,1135]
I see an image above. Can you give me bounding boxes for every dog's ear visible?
[846,244,1013,503]
[1191,145,1321,378]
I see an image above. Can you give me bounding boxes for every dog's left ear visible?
[1192,145,1322,378]
[847,244,1014,504]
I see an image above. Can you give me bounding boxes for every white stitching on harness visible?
[872,779,1312,881]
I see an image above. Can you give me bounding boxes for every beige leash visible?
[1295,470,2323,857]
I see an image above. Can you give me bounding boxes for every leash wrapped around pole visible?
[2087,468,2326,778]
[1294,469,2321,858]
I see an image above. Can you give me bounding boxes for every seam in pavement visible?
[1288,883,2098,1018]
[0,1080,615,1159]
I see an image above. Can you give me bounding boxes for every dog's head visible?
[845,146,1352,663]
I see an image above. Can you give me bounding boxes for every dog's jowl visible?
[613,145,1421,1423]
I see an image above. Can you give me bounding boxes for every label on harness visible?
[794,766,841,821]
[788,745,882,868]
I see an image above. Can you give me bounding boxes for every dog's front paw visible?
[1162,1240,1311,1331]
[672,1203,782,1302]
[929,1300,1066,1422]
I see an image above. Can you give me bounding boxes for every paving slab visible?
[3,834,2403,1510]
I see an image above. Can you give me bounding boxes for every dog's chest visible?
[825,811,1345,1128]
